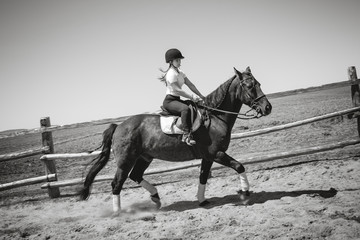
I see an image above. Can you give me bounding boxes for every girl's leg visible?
[163,96,195,145]
[163,95,191,131]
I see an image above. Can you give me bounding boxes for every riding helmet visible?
[165,48,185,63]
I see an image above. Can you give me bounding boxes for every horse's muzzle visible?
[255,99,272,117]
[263,103,272,115]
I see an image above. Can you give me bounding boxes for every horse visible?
[79,66,272,212]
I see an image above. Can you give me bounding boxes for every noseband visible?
[250,94,266,109]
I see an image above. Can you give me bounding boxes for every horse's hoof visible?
[111,211,121,218]
[238,190,250,205]
[151,193,162,209]
[199,200,210,207]
[152,199,162,209]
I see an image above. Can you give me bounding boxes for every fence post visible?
[40,117,60,198]
[348,66,360,137]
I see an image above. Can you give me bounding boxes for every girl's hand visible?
[192,95,202,103]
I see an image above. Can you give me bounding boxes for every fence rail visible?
[0,146,49,162]
[0,174,56,191]
[232,106,360,140]
[0,116,128,140]
[0,66,359,198]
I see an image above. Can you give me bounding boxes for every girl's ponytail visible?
[158,64,172,85]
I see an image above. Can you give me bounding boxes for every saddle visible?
[159,104,203,135]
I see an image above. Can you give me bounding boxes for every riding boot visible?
[182,132,196,146]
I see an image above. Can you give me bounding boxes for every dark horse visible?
[80,67,272,212]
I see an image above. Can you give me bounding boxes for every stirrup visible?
[182,133,196,146]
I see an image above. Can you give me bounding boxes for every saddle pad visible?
[160,110,202,135]
[160,116,184,134]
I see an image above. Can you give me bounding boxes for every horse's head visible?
[234,67,272,117]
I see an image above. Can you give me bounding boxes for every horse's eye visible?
[245,79,255,89]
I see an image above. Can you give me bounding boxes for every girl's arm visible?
[171,81,194,99]
[167,70,196,100]
[184,77,205,100]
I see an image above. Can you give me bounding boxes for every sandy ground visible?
[1,149,360,240]
[1,87,360,239]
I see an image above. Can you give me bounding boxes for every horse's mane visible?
[204,75,236,109]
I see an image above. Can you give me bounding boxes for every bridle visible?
[198,74,266,120]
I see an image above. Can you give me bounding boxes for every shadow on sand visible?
[161,188,338,212]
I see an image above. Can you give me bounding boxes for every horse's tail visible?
[79,123,118,200]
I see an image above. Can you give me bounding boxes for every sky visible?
[0,0,359,131]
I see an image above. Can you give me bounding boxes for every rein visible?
[197,75,267,120]
[198,103,261,120]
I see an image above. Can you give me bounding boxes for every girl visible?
[159,48,205,146]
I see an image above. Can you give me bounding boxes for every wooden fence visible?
[0,66,359,198]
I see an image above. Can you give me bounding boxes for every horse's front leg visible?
[214,151,250,202]
[197,159,213,206]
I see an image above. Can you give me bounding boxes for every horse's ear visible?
[245,66,251,73]
[233,67,242,79]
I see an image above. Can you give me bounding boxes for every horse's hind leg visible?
[111,144,140,212]
[129,155,161,208]
[111,162,135,212]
